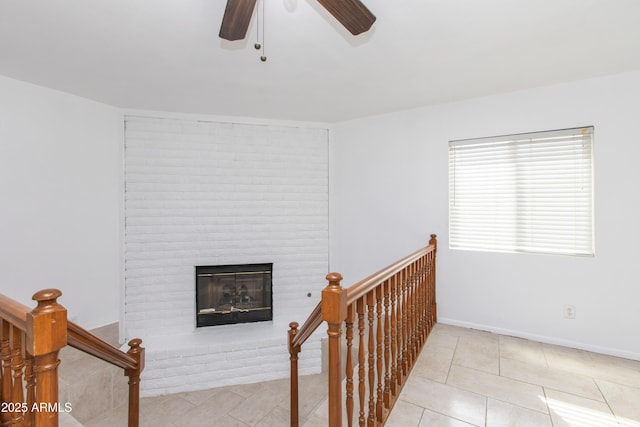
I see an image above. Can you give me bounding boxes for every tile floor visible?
[83,324,640,426]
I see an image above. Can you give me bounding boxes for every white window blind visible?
[449,127,594,256]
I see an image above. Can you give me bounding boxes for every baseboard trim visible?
[437,317,640,362]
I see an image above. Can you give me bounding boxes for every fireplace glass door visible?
[196,263,273,327]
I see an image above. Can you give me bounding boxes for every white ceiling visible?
[1,0,639,123]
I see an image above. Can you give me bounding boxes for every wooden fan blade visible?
[317,0,376,35]
[219,0,258,41]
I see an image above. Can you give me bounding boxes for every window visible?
[448,127,594,256]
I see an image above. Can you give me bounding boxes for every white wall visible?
[3,68,639,363]
[0,75,122,330]
[331,71,640,360]
[123,116,328,395]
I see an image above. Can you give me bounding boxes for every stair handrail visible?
[0,293,29,330]
[345,243,436,306]
[289,302,321,350]
[67,321,138,371]
[289,234,438,426]
[67,320,145,427]
[288,242,437,354]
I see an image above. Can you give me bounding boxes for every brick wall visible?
[124,116,328,395]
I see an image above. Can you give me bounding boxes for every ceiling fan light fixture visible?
[219,0,375,42]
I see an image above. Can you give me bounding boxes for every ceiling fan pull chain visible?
[260,0,267,62]
[254,0,262,50]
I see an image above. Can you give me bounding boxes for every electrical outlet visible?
[564,305,576,319]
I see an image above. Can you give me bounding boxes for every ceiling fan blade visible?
[219,0,258,41]
[317,0,376,35]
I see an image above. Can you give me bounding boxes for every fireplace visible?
[195,263,273,327]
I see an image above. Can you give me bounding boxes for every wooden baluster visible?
[414,260,421,359]
[406,265,414,370]
[345,305,355,427]
[383,279,391,410]
[407,264,413,367]
[400,268,408,378]
[24,352,35,427]
[10,326,25,426]
[430,250,436,327]
[425,255,430,335]
[366,290,375,426]
[389,275,398,396]
[424,255,429,341]
[27,289,68,427]
[410,261,418,363]
[419,257,425,346]
[418,257,427,346]
[322,273,347,427]
[424,254,430,333]
[430,251,436,328]
[430,234,438,325]
[414,258,422,349]
[357,298,366,427]
[1,320,12,427]
[408,262,415,364]
[288,322,300,427]
[375,285,383,422]
[425,254,431,336]
[427,253,433,331]
[431,253,435,326]
[396,270,403,382]
[125,338,145,427]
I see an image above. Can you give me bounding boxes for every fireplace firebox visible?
[196,263,273,327]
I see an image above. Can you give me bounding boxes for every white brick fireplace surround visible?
[123,116,329,396]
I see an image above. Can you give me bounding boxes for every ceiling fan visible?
[219,0,376,41]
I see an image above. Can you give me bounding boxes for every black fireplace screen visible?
[196,263,273,327]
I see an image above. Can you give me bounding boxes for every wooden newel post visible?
[288,322,300,427]
[322,272,347,427]
[429,234,437,324]
[27,289,67,427]
[125,338,144,427]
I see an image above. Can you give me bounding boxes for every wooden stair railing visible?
[67,322,145,427]
[0,289,144,427]
[289,234,437,426]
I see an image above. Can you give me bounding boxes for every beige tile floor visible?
[84,324,640,426]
